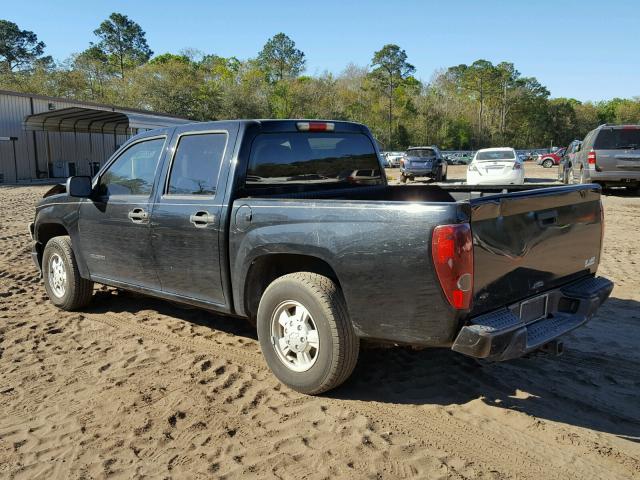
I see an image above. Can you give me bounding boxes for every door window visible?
[97,138,165,197]
[167,133,227,196]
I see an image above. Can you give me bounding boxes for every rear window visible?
[406,149,436,158]
[594,128,640,149]
[475,150,516,161]
[246,133,383,187]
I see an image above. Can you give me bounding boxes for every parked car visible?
[558,140,582,184]
[569,124,640,191]
[400,146,447,182]
[30,119,612,395]
[450,153,473,165]
[537,148,566,168]
[382,151,403,168]
[467,147,525,185]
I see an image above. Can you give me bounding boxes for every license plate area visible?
[519,294,548,324]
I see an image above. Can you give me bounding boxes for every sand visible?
[1,164,639,479]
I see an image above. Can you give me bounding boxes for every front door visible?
[149,129,230,306]
[78,136,166,289]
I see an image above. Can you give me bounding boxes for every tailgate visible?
[469,185,603,315]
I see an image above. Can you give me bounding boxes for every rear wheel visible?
[257,272,359,395]
[42,236,94,310]
[400,174,407,184]
[435,167,443,182]
[543,159,554,168]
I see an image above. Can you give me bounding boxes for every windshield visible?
[594,128,640,149]
[406,149,436,158]
[475,150,516,161]
[246,132,383,188]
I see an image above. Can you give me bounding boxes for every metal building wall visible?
[0,91,141,183]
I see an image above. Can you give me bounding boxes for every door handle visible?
[128,208,149,223]
[190,211,216,228]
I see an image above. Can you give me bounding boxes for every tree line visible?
[1,14,639,150]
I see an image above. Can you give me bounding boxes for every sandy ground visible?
[1,164,639,479]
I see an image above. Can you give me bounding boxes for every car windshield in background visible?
[406,149,435,158]
[595,128,640,149]
[246,133,383,187]
[475,150,516,161]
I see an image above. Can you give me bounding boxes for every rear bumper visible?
[467,171,525,185]
[451,276,613,361]
[401,166,437,177]
[588,170,640,182]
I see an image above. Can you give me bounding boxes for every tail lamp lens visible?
[431,223,474,309]
[296,121,335,132]
[588,150,597,165]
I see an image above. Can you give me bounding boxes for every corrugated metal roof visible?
[23,106,192,134]
[0,89,190,119]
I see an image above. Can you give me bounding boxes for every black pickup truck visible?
[30,120,613,394]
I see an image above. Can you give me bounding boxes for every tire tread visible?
[43,236,93,310]
[263,272,359,394]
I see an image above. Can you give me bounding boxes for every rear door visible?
[149,124,237,307]
[469,185,603,316]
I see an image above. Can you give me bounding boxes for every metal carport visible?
[23,106,190,135]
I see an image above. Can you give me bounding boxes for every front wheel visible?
[543,159,554,168]
[257,272,359,395]
[42,236,94,310]
[400,174,408,184]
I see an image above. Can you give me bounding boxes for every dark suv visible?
[571,124,640,191]
[400,146,447,183]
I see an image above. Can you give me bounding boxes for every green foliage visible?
[0,19,638,151]
[0,19,50,72]
[258,33,305,82]
[370,44,416,146]
[92,12,153,78]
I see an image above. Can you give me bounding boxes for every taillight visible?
[513,162,522,170]
[296,121,335,132]
[588,150,597,165]
[431,223,474,309]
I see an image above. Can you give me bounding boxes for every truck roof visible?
[166,119,369,133]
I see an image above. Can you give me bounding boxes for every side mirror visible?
[574,144,581,152]
[67,176,92,198]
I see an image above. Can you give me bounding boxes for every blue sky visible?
[5,0,639,101]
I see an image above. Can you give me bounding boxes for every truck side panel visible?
[229,198,464,346]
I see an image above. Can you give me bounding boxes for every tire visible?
[400,174,407,184]
[256,272,359,395]
[435,167,443,182]
[542,159,554,168]
[42,236,94,310]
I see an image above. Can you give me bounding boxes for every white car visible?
[466,147,525,185]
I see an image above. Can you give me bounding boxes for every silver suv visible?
[571,124,640,192]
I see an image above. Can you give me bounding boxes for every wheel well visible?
[244,254,341,319]
[36,223,69,261]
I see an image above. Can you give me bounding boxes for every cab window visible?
[166,133,227,196]
[97,138,165,197]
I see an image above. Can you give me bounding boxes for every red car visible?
[537,148,566,168]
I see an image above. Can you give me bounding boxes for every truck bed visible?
[232,182,604,346]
